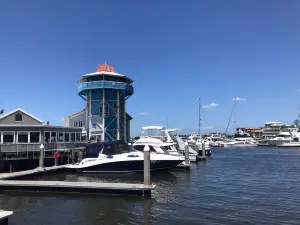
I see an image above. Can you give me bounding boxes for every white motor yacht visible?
[277,142,300,147]
[133,126,195,163]
[205,134,225,147]
[65,140,184,173]
[265,131,294,146]
[223,137,257,148]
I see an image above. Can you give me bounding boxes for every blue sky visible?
[1,0,300,135]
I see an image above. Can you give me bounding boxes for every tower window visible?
[15,113,23,122]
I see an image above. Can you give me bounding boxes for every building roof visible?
[0,108,42,123]
[64,109,86,119]
[126,113,133,120]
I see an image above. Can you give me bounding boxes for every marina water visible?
[1,147,300,224]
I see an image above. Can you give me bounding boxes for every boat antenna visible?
[178,98,199,130]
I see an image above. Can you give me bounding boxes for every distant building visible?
[0,109,81,167]
[236,128,264,139]
[263,121,296,139]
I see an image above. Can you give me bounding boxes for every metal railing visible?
[77,80,134,96]
[0,143,77,153]
[0,143,77,161]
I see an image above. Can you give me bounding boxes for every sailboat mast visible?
[166,116,168,129]
[234,97,237,134]
[198,97,201,138]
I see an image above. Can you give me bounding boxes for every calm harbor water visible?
[1,147,300,225]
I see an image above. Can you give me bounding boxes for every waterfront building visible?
[263,122,296,139]
[236,128,264,139]
[64,64,134,143]
[0,108,81,171]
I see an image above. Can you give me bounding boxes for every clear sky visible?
[1,0,300,135]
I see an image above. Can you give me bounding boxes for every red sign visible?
[97,64,115,72]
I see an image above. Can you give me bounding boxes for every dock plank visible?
[0,180,155,195]
[0,165,65,180]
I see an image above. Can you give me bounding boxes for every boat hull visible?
[197,150,212,157]
[223,143,257,148]
[277,142,300,148]
[70,159,183,173]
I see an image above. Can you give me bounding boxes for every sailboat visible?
[223,97,257,148]
[195,98,212,156]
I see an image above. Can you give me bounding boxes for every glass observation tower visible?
[77,64,134,142]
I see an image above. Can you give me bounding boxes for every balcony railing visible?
[77,81,134,96]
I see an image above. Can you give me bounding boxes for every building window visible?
[73,121,78,128]
[2,132,14,143]
[51,132,57,142]
[58,132,64,142]
[78,121,83,127]
[71,133,76,142]
[30,132,40,143]
[45,132,50,143]
[64,133,70,142]
[76,133,81,142]
[18,131,28,143]
[15,113,23,122]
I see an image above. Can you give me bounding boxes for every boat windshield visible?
[141,129,167,141]
[102,141,137,155]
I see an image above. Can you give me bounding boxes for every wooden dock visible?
[0,180,155,196]
[0,165,156,196]
[0,165,65,180]
[0,210,13,225]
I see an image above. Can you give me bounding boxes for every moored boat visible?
[66,140,184,173]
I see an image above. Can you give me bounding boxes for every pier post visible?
[144,145,150,186]
[184,141,189,165]
[39,144,45,168]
